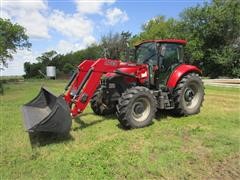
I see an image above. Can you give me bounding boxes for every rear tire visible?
[90,88,116,115]
[173,73,204,116]
[116,86,157,129]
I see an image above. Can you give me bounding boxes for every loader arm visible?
[22,58,130,134]
[64,58,123,117]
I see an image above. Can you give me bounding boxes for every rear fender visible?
[167,64,202,88]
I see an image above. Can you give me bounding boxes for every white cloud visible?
[75,0,116,14]
[83,35,96,45]
[54,36,96,54]
[57,40,83,54]
[105,7,129,26]
[2,0,50,39]
[49,10,94,40]
[0,0,128,75]
[0,50,39,76]
[48,10,96,54]
[54,40,84,54]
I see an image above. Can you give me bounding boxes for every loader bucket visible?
[22,88,72,134]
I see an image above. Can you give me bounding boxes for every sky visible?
[0,0,205,76]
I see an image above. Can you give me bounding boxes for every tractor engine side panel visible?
[102,74,138,102]
[166,64,202,88]
[105,64,149,86]
[102,68,149,103]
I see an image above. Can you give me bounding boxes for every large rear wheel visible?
[173,73,204,116]
[116,86,157,129]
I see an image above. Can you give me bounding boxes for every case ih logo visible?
[104,60,118,67]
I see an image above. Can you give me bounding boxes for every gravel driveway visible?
[203,79,240,88]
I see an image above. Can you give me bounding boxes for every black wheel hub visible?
[134,103,144,114]
[184,88,195,102]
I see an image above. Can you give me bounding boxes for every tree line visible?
[1,0,239,78]
[131,0,240,78]
[23,31,133,78]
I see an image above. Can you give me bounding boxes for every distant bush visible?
[0,76,24,83]
[0,76,24,95]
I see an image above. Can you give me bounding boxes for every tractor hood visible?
[105,61,147,78]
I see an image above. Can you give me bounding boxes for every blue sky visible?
[1,0,205,76]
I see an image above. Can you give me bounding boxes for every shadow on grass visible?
[155,109,173,120]
[29,113,116,147]
[116,109,176,129]
[28,132,74,148]
[76,110,178,131]
[73,113,116,131]
[28,110,177,147]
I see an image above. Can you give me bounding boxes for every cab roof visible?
[135,39,187,46]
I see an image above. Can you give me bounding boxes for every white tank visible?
[46,66,56,78]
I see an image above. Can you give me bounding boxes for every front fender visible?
[167,64,202,88]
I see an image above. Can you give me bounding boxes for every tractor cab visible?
[134,39,186,88]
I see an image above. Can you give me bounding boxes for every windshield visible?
[135,42,157,64]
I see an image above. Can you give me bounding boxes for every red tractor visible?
[22,39,204,133]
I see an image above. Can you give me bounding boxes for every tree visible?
[23,44,102,78]
[62,63,74,74]
[131,16,179,44]
[132,1,240,77]
[179,0,240,77]
[23,62,43,78]
[0,18,31,66]
[23,0,240,78]
[36,50,58,66]
[100,31,132,60]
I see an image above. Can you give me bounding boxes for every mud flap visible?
[22,88,72,134]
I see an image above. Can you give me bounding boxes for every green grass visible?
[0,80,240,179]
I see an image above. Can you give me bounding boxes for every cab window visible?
[135,43,158,65]
[161,43,183,70]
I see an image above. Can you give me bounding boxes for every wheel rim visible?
[183,82,201,109]
[131,97,151,122]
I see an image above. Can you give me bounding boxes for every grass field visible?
[0,80,240,179]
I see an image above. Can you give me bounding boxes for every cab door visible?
[135,42,158,87]
[157,43,184,86]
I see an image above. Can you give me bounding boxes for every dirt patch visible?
[208,154,240,180]
[204,79,240,84]
[211,80,240,84]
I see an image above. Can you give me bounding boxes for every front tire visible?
[116,86,157,129]
[90,88,116,115]
[173,73,204,116]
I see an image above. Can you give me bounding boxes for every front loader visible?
[22,39,204,134]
